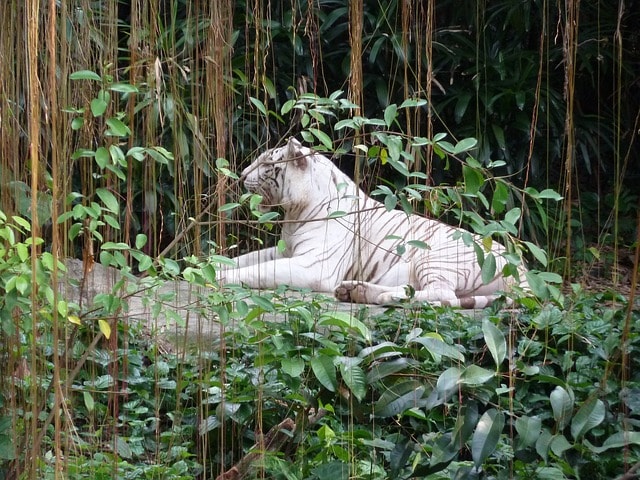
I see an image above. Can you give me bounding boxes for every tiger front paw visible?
[334,281,369,303]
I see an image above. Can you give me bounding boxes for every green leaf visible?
[524,241,548,267]
[525,270,549,299]
[504,207,522,226]
[410,336,465,362]
[550,434,573,457]
[310,355,337,392]
[384,104,398,127]
[481,253,497,284]
[109,83,139,93]
[570,397,605,440]
[453,137,478,154]
[338,358,367,402]
[318,311,371,341]
[491,181,508,215]
[70,70,101,81]
[463,165,483,195]
[491,124,506,150]
[281,357,305,378]
[101,242,130,250]
[407,240,430,250]
[96,188,119,214]
[249,96,268,116]
[585,431,640,454]
[308,128,333,149]
[436,367,461,395]
[460,365,495,386]
[327,210,347,219]
[218,202,241,213]
[373,381,426,418]
[83,391,95,412]
[90,98,108,117]
[471,409,505,470]
[257,211,279,223]
[483,319,506,369]
[115,436,132,459]
[105,117,131,137]
[135,234,147,249]
[515,416,542,449]
[550,386,574,430]
[95,147,109,169]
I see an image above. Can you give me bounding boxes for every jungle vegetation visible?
[0,0,638,478]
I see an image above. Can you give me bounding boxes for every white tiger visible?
[218,138,529,308]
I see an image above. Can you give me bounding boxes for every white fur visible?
[218,138,529,307]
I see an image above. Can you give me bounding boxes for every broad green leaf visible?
[83,391,95,412]
[281,357,305,378]
[96,188,119,214]
[504,207,522,226]
[460,365,495,386]
[483,319,506,369]
[491,181,508,214]
[70,70,102,81]
[90,98,108,117]
[463,165,483,195]
[67,315,82,326]
[471,409,505,470]
[308,128,333,150]
[436,367,461,394]
[525,270,550,299]
[585,431,640,453]
[310,355,337,392]
[135,233,148,249]
[15,276,29,295]
[318,311,371,341]
[366,357,413,384]
[95,146,109,169]
[281,98,295,115]
[115,436,132,459]
[524,241,548,267]
[515,415,542,449]
[549,434,573,457]
[105,117,131,137]
[338,358,367,402]
[550,386,574,430]
[373,381,425,418]
[109,82,139,93]
[258,211,279,223]
[410,336,465,362]
[407,240,430,250]
[429,433,459,467]
[16,243,29,262]
[327,210,347,219]
[570,397,605,440]
[218,202,240,212]
[384,104,397,127]
[453,137,478,154]
[535,429,553,462]
[101,242,130,250]
[481,252,497,284]
[249,97,267,116]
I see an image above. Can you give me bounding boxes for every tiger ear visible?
[286,137,307,169]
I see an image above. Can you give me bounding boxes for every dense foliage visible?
[0,0,639,478]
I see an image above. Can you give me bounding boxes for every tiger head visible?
[241,138,317,213]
